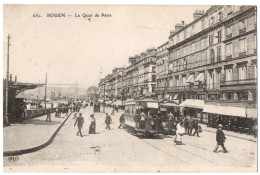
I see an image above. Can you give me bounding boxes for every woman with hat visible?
[89,114,96,134]
[213,124,228,153]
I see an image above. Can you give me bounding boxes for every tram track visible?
[162,138,249,166]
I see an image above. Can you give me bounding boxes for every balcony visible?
[206,83,220,90]
[239,52,246,58]
[220,78,257,90]
[225,55,232,60]
[226,33,232,40]
[239,28,246,34]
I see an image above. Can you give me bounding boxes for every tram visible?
[93,101,101,112]
[124,98,160,137]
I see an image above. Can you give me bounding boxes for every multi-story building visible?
[101,68,125,101]
[123,49,157,98]
[158,5,257,118]
[156,42,170,100]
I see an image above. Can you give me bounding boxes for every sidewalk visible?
[3,112,72,156]
[201,124,257,142]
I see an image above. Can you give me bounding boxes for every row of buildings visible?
[98,5,257,118]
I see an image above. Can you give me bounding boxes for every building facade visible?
[123,49,157,99]
[159,5,256,117]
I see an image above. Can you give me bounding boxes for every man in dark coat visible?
[74,113,84,137]
[192,119,200,137]
[46,109,51,122]
[188,117,194,136]
[105,113,112,130]
[118,114,125,129]
[214,124,228,153]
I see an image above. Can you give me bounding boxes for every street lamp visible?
[103,82,106,113]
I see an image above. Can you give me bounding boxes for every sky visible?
[3,5,210,88]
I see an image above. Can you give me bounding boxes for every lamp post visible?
[103,82,106,113]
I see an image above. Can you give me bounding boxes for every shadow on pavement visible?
[21,119,61,125]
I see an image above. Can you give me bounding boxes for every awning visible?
[194,73,205,82]
[112,100,123,106]
[173,94,178,100]
[124,99,136,105]
[161,103,180,107]
[203,104,247,118]
[180,99,204,109]
[246,108,257,118]
[186,75,194,83]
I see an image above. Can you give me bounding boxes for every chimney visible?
[147,48,156,55]
[170,30,175,36]
[15,76,17,83]
[10,74,12,82]
[135,55,141,62]
[193,9,204,20]
[175,23,184,31]
[140,52,147,59]
[128,56,136,64]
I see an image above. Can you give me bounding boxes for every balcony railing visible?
[239,28,246,34]
[206,83,220,90]
[226,33,232,40]
[239,52,246,58]
[220,78,257,86]
[225,55,232,60]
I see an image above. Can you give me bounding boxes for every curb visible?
[3,112,73,157]
[202,128,257,143]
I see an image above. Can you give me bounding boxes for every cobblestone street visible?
[4,106,257,173]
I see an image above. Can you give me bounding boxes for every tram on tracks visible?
[159,102,182,135]
[124,98,161,137]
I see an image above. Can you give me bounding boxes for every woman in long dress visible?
[174,120,185,145]
[89,114,96,134]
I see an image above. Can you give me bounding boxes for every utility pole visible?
[5,35,10,125]
[45,72,47,109]
[76,81,78,99]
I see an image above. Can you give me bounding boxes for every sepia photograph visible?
[2,4,258,173]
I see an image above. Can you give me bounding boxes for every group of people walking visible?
[174,116,228,153]
[73,110,126,138]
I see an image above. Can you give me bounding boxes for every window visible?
[225,69,233,81]
[238,66,247,80]
[217,31,222,43]
[176,61,179,71]
[210,49,215,63]
[184,30,187,39]
[239,20,246,30]
[201,19,205,30]
[209,34,213,45]
[226,26,232,35]
[210,16,215,26]
[191,25,195,35]
[218,12,223,22]
[182,75,186,86]
[183,59,187,69]
[226,43,232,56]
[217,46,221,61]
[176,35,179,43]
[239,38,246,53]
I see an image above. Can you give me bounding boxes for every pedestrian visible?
[174,119,185,145]
[192,119,200,137]
[46,109,51,122]
[89,114,96,134]
[74,113,84,137]
[73,112,78,119]
[213,124,228,153]
[188,117,194,136]
[118,114,126,129]
[111,107,115,115]
[140,111,146,129]
[105,113,112,130]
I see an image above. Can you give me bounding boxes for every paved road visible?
[4,106,257,172]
